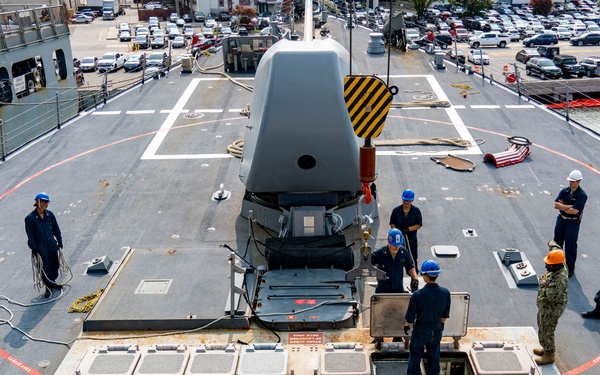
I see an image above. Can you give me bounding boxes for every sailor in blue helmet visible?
[371,228,419,294]
[24,192,63,298]
[404,260,451,375]
[390,189,423,267]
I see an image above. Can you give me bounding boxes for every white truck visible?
[102,0,119,20]
[97,52,126,72]
[468,32,511,48]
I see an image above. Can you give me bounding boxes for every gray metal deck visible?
[83,248,249,331]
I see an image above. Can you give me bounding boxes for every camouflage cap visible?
[547,240,562,251]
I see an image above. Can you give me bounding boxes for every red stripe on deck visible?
[0,348,43,375]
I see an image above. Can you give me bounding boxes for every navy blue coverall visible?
[405,283,451,375]
[371,245,415,293]
[553,185,587,275]
[25,209,62,288]
[389,205,422,265]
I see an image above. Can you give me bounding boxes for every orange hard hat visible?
[544,250,565,265]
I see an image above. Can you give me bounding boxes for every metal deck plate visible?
[370,293,470,338]
[74,345,140,375]
[84,248,249,331]
[469,342,537,375]
[134,345,189,375]
[321,343,370,375]
[238,344,288,375]
[186,344,238,375]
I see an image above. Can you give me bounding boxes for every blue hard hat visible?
[35,192,50,202]
[420,260,441,276]
[387,228,404,246]
[402,189,415,201]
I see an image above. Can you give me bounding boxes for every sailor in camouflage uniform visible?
[534,244,569,365]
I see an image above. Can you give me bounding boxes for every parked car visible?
[405,28,420,42]
[97,52,126,72]
[467,49,490,65]
[169,13,179,23]
[183,14,192,23]
[445,49,466,64]
[169,28,182,39]
[151,36,166,49]
[522,33,558,47]
[525,57,561,79]
[515,48,540,63]
[172,36,186,48]
[238,26,248,36]
[194,12,206,23]
[124,54,146,72]
[537,46,560,59]
[202,28,214,38]
[118,22,130,33]
[72,15,93,24]
[551,26,572,40]
[452,28,470,42]
[570,32,600,46]
[218,11,230,21]
[552,55,584,78]
[506,29,521,42]
[133,34,150,49]
[176,18,185,27]
[119,30,131,41]
[147,52,170,69]
[580,56,600,77]
[79,56,99,72]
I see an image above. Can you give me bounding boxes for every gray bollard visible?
[367,32,385,54]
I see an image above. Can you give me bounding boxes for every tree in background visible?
[530,0,553,15]
[231,5,257,18]
[405,0,435,20]
[448,0,493,17]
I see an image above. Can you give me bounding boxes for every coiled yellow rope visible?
[68,289,104,313]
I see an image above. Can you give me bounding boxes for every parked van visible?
[569,25,586,37]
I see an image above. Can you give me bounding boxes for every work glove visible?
[404,325,410,335]
[58,242,63,250]
[441,322,445,331]
[410,279,419,292]
[401,228,409,235]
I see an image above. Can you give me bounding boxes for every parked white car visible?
[467,49,490,65]
[97,52,126,72]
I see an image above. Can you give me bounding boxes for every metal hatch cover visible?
[254,269,356,330]
[469,342,539,375]
[370,292,470,339]
[74,345,140,375]
[186,344,238,375]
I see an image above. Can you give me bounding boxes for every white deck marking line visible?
[159,109,190,114]
[505,105,535,109]
[228,109,244,112]
[194,109,223,113]
[141,78,201,160]
[126,110,155,114]
[92,111,121,115]
[144,75,483,160]
[452,105,466,109]
[471,105,501,109]
[146,154,233,159]
[426,75,482,156]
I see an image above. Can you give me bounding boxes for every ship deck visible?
[0,18,599,375]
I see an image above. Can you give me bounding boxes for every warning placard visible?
[288,332,324,345]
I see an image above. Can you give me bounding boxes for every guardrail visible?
[0,61,180,161]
